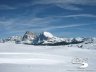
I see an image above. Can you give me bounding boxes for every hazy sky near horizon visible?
[0,0,96,38]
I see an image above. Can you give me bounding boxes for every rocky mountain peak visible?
[22,31,37,41]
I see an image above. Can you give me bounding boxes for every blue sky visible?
[0,0,96,38]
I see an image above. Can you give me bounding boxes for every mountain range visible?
[0,31,96,46]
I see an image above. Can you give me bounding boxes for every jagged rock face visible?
[22,31,37,41]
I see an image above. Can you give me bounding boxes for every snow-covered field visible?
[0,43,96,72]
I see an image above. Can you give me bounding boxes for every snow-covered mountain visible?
[0,36,22,43]
[32,32,85,45]
[1,31,96,46]
[33,31,58,45]
[7,36,22,41]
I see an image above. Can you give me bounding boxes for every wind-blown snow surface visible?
[0,43,96,72]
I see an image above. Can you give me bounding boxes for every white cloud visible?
[32,0,96,10]
[0,15,92,34]
[0,5,16,10]
[33,0,96,5]
[56,4,81,10]
[41,24,88,30]
[0,0,96,10]
[0,17,51,32]
[47,14,96,18]
[63,14,96,18]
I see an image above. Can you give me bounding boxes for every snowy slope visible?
[43,31,54,38]
[0,43,96,72]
